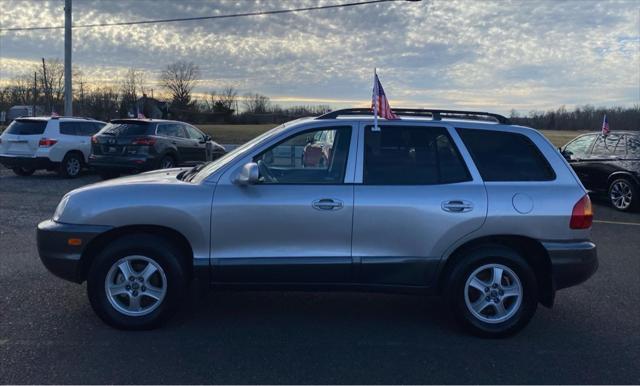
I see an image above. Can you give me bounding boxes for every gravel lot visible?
[1,167,639,384]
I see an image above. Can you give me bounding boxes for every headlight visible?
[53,195,70,222]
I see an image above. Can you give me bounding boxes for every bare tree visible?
[243,93,270,114]
[160,61,200,108]
[217,86,237,111]
[119,68,147,117]
[37,58,64,113]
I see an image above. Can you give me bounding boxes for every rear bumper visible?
[88,154,157,172]
[543,240,598,291]
[37,220,112,283]
[0,155,54,170]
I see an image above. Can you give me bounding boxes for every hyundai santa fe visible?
[37,108,598,337]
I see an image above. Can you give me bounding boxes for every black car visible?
[89,119,225,179]
[561,131,640,211]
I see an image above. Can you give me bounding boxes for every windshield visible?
[100,122,151,136]
[189,124,288,183]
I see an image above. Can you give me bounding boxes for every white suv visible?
[0,116,106,178]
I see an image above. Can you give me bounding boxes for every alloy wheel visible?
[464,263,523,324]
[66,157,81,176]
[610,180,633,210]
[104,255,167,317]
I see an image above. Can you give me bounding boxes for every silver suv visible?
[0,116,106,177]
[37,108,598,337]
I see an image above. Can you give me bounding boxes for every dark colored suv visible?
[561,131,640,211]
[89,119,225,179]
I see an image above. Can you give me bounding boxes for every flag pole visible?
[373,68,379,132]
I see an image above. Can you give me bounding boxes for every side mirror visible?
[200,135,211,143]
[233,162,259,185]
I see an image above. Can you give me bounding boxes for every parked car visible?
[37,108,597,337]
[561,131,640,211]
[0,116,106,177]
[89,119,225,179]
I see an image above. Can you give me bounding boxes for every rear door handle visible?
[442,200,473,213]
[312,198,343,211]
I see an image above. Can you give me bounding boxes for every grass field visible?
[0,123,586,147]
[198,124,585,147]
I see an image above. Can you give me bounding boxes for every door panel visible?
[353,123,487,287]
[210,124,356,283]
[353,183,487,286]
[210,184,353,282]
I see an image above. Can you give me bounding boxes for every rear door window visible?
[5,120,47,135]
[457,128,555,181]
[59,122,103,136]
[364,125,470,185]
[157,123,187,138]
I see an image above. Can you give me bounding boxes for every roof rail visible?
[316,108,511,124]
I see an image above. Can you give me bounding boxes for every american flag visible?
[371,72,398,120]
[601,114,610,135]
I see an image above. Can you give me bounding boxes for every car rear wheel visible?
[58,152,83,178]
[446,246,538,338]
[159,155,175,169]
[608,178,638,212]
[87,234,188,330]
[12,167,35,176]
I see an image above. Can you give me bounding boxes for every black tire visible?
[608,177,638,212]
[158,155,175,169]
[58,152,83,178]
[445,245,538,338]
[12,167,35,176]
[99,171,120,180]
[87,234,189,330]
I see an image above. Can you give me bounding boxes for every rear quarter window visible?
[457,128,556,181]
[5,120,48,135]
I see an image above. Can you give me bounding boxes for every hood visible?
[73,168,188,193]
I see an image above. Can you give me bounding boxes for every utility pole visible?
[64,0,72,116]
[33,72,37,117]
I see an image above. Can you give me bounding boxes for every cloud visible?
[1,0,638,113]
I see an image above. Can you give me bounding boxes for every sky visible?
[0,0,639,114]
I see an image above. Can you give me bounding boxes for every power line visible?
[0,0,400,32]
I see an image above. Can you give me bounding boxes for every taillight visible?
[570,194,593,229]
[131,137,156,146]
[91,136,98,144]
[38,138,58,147]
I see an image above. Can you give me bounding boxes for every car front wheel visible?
[87,234,188,330]
[446,246,538,338]
[608,178,638,212]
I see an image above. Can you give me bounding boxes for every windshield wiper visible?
[181,162,209,182]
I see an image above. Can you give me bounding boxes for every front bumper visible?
[37,220,112,283]
[0,155,54,170]
[543,240,598,291]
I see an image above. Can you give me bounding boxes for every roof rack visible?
[316,108,511,124]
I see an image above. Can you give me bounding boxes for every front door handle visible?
[312,198,343,211]
[442,200,473,213]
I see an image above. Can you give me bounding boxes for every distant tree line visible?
[0,58,330,124]
[510,105,640,131]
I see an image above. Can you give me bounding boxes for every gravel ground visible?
[0,166,639,384]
